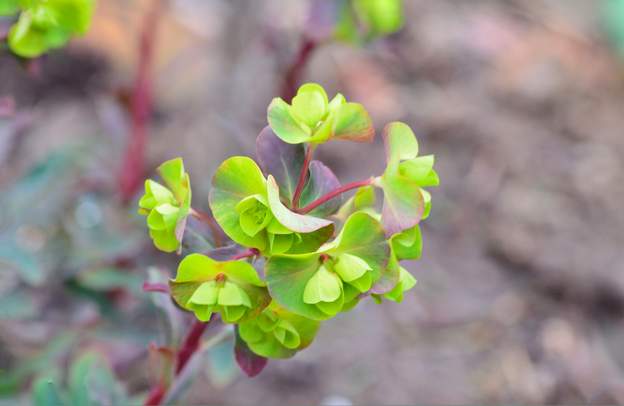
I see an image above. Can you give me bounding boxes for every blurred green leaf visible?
[0,332,78,395]
[32,374,65,406]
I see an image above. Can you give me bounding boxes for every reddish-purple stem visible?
[230,248,260,261]
[295,178,374,214]
[175,319,209,374]
[291,145,316,209]
[120,1,162,203]
[142,282,170,294]
[280,36,318,101]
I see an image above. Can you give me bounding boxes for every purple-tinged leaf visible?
[234,328,268,377]
[299,160,342,217]
[256,126,304,203]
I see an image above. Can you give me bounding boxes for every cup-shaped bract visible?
[138,158,192,253]
[376,122,439,236]
[265,212,390,320]
[209,156,334,255]
[7,0,95,57]
[238,302,320,359]
[170,254,270,323]
[267,83,374,145]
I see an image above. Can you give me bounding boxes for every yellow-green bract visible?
[169,254,270,324]
[267,83,374,145]
[138,158,191,253]
[5,0,95,58]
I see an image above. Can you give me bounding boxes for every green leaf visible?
[290,84,329,127]
[303,265,343,304]
[209,156,268,251]
[322,212,390,286]
[44,0,95,35]
[383,122,419,171]
[218,281,252,307]
[383,266,417,303]
[238,302,320,359]
[266,175,333,233]
[138,180,175,212]
[236,195,272,237]
[353,0,404,36]
[267,98,311,144]
[32,373,64,406]
[0,0,19,16]
[390,225,422,260]
[331,102,375,142]
[379,122,427,235]
[234,327,269,377]
[157,158,189,204]
[334,253,371,282]
[266,253,337,320]
[8,12,62,58]
[256,126,305,204]
[399,155,439,187]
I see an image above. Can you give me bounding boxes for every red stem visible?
[119,0,162,203]
[144,384,166,406]
[280,36,318,101]
[144,318,209,406]
[230,248,260,261]
[175,319,209,375]
[291,145,315,209]
[143,282,169,294]
[295,178,374,214]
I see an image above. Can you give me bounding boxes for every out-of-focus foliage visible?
[3,0,95,57]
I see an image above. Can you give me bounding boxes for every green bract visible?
[209,156,334,254]
[375,122,439,236]
[170,254,270,323]
[267,83,374,145]
[138,158,191,253]
[238,301,320,358]
[6,0,95,58]
[265,212,390,320]
[335,0,404,43]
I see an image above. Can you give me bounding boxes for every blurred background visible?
[2,0,624,404]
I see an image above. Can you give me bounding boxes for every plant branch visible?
[119,0,163,203]
[229,248,260,261]
[280,36,318,100]
[295,178,374,214]
[144,318,211,406]
[143,282,170,294]
[291,144,316,209]
[190,208,224,248]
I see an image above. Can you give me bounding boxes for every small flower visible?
[170,254,270,323]
[138,158,191,253]
[238,302,320,358]
[267,83,374,145]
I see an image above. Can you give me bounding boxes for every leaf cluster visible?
[1,0,95,58]
[139,83,439,361]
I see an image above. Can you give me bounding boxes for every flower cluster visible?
[1,0,95,58]
[139,83,439,360]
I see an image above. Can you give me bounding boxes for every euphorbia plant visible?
[139,82,438,395]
